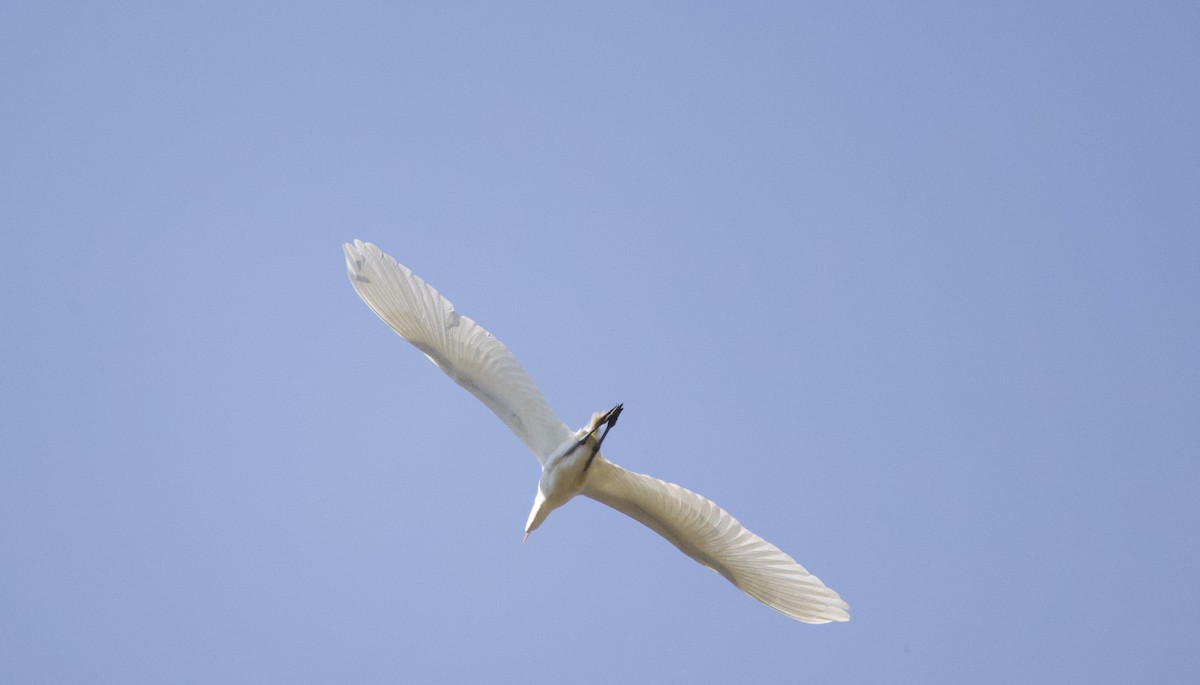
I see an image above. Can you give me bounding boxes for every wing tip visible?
[345,240,397,285]
[343,240,367,279]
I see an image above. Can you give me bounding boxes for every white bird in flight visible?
[343,240,850,623]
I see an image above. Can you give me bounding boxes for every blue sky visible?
[3,2,1198,682]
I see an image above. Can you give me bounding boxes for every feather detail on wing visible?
[343,240,571,463]
[583,457,850,623]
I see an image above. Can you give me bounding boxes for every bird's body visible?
[344,240,849,624]
[524,405,622,540]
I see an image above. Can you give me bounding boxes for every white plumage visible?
[344,240,849,623]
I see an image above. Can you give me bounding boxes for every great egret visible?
[343,240,849,624]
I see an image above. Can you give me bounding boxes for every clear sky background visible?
[3,2,1198,683]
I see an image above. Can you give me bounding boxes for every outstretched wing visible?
[344,240,571,463]
[583,457,850,623]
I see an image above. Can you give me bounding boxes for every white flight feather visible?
[583,457,849,623]
[344,240,571,462]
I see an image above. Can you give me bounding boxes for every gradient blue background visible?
[3,3,1198,682]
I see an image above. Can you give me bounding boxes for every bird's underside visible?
[344,239,849,623]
